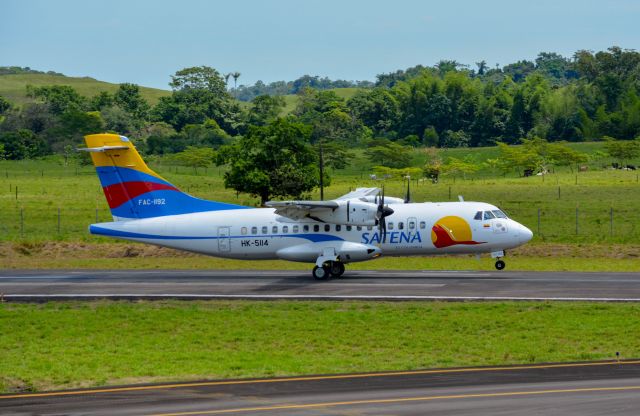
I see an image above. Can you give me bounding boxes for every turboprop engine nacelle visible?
[312,200,378,226]
[361,195,405,205]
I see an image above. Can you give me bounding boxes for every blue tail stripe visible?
[96,167,173,188]
[90,225,344,243]
[110,189,248,219]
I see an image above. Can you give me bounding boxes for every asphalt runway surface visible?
[2,361,640,415]
[1,269,640,301]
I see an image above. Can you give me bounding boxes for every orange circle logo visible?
[431,216,483,248]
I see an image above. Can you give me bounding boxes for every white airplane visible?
[81,134,533,280]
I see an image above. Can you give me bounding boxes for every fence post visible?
[537,208,541,236]
[95,208,99,223]
[610,207,614,237]
[448,185,451,200]
[15,186,18,200]
[557,186,560,199]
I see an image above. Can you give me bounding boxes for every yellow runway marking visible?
[149,385,640,416]
[1,360,638,400]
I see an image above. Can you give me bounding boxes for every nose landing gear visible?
[491,250,506,271]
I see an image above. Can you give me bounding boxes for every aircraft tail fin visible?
[82,133,245,221]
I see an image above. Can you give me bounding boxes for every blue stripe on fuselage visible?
[95,166,173,188]
[90,225,344,243]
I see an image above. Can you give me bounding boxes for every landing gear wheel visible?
[312,265,331,280]
[330,262,345,278]
[495,260,506,270]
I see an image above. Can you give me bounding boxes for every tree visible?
[423,126,439,147]
[26,85,84,115]
[547,142,588,172]
[0,95,11,116]
[216,118,319,205]
[154,66,240,132]
[114,83,150,121]
[476,60,488,76]
[248,95,285,125]
[172,146,216,174]
[605,137,640,166]
[231,71,241,97]
[364,139,413,168]
[441,156,479,180]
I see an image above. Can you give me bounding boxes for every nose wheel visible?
[495,260,506,270]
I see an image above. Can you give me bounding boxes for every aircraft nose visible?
[520,224,533,243]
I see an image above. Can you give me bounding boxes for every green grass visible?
[1,144,639,244]
[1,300,638,393]
[0,73,170,105]
[2,241,639,271]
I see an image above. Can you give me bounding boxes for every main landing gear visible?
[495,260,506,270]
[312,261,345,280]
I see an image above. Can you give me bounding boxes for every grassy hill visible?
[0,73,171,105]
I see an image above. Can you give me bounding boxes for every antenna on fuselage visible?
[404,175,411,203]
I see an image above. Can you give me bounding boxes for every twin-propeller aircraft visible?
[82,134,533,280]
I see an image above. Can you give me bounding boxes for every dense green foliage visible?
[2,47,640,200]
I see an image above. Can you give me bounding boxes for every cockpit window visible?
[483,211,496,220]
[474,211,482,220]
[492,210,508,219]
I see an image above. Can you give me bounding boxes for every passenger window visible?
[409,221,415,230]
[367,225,373,231]
[336,225,341,232]
[283,226,288,233]
[398,222,404,230]
[303,225,309,232]
[324,224,330,232]
[272,226,278,234]
[419,221,426,229]
[314,224,320,232]
[474,211,483,220]
[251,226,257,234]
[262,226,268,234]
[293,225,299,233]
[357,226,362,231]
[241,227,248,235]
[483,211,496,220]
[388,222,394,230]
[346,225,352,231]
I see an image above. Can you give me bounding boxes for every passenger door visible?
[218,226,231,252]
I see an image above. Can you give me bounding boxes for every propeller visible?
[376,187,394,243]
[404,175,411,203]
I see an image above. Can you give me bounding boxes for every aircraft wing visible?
[335,187,380,201]
[265,200,339,220]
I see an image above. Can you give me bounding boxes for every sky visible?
[2,0,639,90]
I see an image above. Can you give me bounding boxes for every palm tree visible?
[476,60,488,76]
[224,73,231,89]
[231,72,241,98]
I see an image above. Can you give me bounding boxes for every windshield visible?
[492,209,508,219]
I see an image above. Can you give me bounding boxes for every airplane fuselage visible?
[90,201,532,263]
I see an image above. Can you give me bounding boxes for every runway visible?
[2,361,640,415]
[1,269,640,301]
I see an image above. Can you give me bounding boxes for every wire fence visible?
[1,205,638,243]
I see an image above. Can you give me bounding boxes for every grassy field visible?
[1,300,638,393]
[1,142,639,245]
[0,73,170,105]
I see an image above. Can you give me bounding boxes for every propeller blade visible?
[404,176,411,203]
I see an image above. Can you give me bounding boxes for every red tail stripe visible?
[102,182,178,208]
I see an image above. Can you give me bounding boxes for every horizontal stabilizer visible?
[77,145,130,153]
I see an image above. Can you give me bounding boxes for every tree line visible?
[1,46,639,202]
